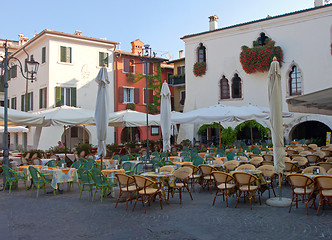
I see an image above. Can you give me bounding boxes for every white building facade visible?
[180,4,332,143]
[7,30,117,150]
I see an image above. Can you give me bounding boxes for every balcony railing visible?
[169,74,185,86]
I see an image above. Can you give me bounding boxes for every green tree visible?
[221,127,236,147]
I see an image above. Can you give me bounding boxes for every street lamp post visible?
[138,44,161,164]
[1,40,39,170]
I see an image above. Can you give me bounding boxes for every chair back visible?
[133,175,154,190]
[263,154,273,161]
[2,165,14,179]
[292,157,308,167]
[180,151,188,157]
[257,165,275,178]
[79,151,86,158]
[28,166,44,182]
[235,163,256,171]
[284,162,297,172]
[302,166,326,174]
[328,168,332,174]
[233,172,257,186]
[316,162,332,171]
[164,160,175,165]
[193,156,205,166]
[211,171,233,185]
[213,159,223,165]
[308,144,318,150]
[121,155,130,162]
[57,159,66,167]
[86,154,95,160]
[33,158,41,165]
[251,147,261,155]
[182,164,199,175]
[46,160,57,168]
[121,162,132,172]
[224,160,239,171]
[173,167,193,180]
[315,176,332,190]
[299,151,312,156]
[160,166,175,174]
[284,157,291,162]
[198,164,216,176]
[112,155,121,160]
[286,174,314,189]
[133,163,144,175]
[24,152,31,160]
[116,173,135,189]
[71,160,82,169]
[294,146,304,152]
[31,153,38,160]
[249,157,263,167]
[261,161,274,166]
[90,168,106,186]
[226,151,236,160]
[82,160,94,170]
[77,168,92,184]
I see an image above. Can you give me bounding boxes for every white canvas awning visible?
[0,126,29,133]
[0,107,45,126]
[108,110,160,127]
[286,87,332,116]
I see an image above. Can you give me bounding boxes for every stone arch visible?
[284,115,332,143]
[61,126,91,148]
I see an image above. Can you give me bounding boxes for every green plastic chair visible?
[226,151,236,160]
[28,166,55,198]
[180,152,189,157]
[77,168,95,201]
[71,160,82,169]
[90,168,117,203]
[82,160,94,170]
[152,151,160,157]
[56,159,66,167]
[45,160,57,168]
[160,152,167,158]
[121,162,133,175]
[121,155,130,162]
[152,161,163,170]
[183,156,192,162]
[79,157,88,163]
[251,147,261,155]
[164,160,175,165]
[133,162,144,175]
[193,156,205,167]
[2,165,27,193]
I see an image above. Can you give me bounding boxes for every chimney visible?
[179,50,184,59]
[314,0,324,7]
[209,15,219,31]
[74,30,82,36]
[131,39,144,54]
[18,34,29,46]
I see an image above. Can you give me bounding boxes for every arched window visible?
[220,76,230,99]
[231,74,242,99]
[257,32,268,46]
[289,65,302,96]
[197,43,206,63]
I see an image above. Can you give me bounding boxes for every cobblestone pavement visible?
[0,180,331,240]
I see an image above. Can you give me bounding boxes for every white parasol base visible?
[266,197,293,207]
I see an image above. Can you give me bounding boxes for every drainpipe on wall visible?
[114,51,121,145]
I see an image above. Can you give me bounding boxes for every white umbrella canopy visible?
[0,126,29,133]
[160,82,172,152]
[268,58,285,174]
[34,106,95,126]
[0,107,45,126]
[108,110,160,127]
[95,67,110,159]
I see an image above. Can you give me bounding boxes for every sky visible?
[1,0,317,60]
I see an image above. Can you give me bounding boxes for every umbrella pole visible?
[64,126,67,158]
[250,120,253,145]
[278,173,282,200]
[218,122,221,149]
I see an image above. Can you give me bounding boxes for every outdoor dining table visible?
[18,165,42,182]
[140,172,176,201]
[96,159,117,169]
[101,168,125,176]
[39,167,78,190]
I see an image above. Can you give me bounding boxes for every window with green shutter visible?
[60,46,72,63]
[21,95,25,111]
[99,52,108,67]
[28,92,33,111]
[11,97,17,110]
[55,87,76,107]
[10,65,17,79]
[42,47,46,63]
[39,87,47,109]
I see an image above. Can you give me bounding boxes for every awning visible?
[286,88,332,116]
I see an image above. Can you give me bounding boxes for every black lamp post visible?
[138,44,161,164]
[1,40,39,169]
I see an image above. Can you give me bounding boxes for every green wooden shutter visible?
[21,95,24,111]
[71,87,76,107]
[67,47,72,63]
[29,92,33,111]
[55,87,62,107]
[42,47,46,63]
[60,46,66,62]
[99,52,103,67]
[39,88,42,109]
[104,53,109,67]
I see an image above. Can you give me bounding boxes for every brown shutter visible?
[148,89,154,104]
[134,88,139,104]
[118,87,124,103]
[123,58,129,72]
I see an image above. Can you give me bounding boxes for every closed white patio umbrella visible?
[160,82,172,152]
[95,67,110,167]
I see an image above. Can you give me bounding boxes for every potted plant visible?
[193,62,206,77]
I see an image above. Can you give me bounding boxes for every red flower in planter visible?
[193,62,206,77]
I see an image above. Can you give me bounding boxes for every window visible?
[197,43,206,63]
[39,87,47,109]
[151,126,159,136]
[10,65,17,79]
[231,74,242,99]
[42,47,46,63]
[60,46,72,63]
[123,58,134,73]
[143,62,153,75]
[180,90,186,106]
[123,87,134,103]
[177,65,185,75]
[257,32,268,46]
[99,52,109,67]
[21,92,33,111]
[11,97,17,109]
[71,127,78,138]
[143,88,154,104]
[55,87,76,107]
[289,66,302,96]
[220,76,230,99]
[167,73,173,85]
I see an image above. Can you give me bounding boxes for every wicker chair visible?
[160,165,175,174]
[316,162,332,172]
[223,160,239,172]
[301,166,326,174]
[198,164,217,193]
[257,165,276,198]
[182,164,200,192]
[233,172,261,210]
[168,167,193,204]
[284,157,291,162]
[315,176,332,215]
[33,158,42,165]
[292,157,308,169]
[211,171,235,207]
[235,164,256,171]
[115,173,136,210]
[262,154,273,162]
[286,174,315,214]
[132,175,163,214]
[249,157,263,167]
